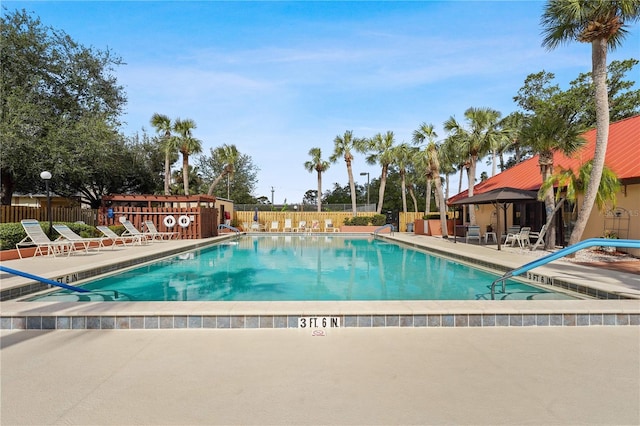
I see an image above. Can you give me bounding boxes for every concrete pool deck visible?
[1,233,639,424]
[2,327,639,425]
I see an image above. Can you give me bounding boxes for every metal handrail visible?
[217,224,241,234]
[490,238,640,299]
[1,265,119,299]
[373,224,394,236]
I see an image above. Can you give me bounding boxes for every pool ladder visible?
[217,224,241,234]
[490,238,640,299]
[373,224,395,236]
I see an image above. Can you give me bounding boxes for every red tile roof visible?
[448,114,640,204]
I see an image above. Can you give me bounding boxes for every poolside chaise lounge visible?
[269,221,279,232]
[16,219,74,258]
[53,224,109,253]
[529,225,547,249]
[293,220,307,232]
[324,218,340,232]
[97,225,144,246]
[283,219,293,232]
[143,220,179,240]
[121,220,154,243]
[310,220,321,232]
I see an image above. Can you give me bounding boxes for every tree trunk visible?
[445,174,450,201]
[0,170,15,205]
[467,159,477,225]
[164,153,171,196]
[208,172,226,196]
[541,166,556,249]
[408,186,418,212]
[434,177,448,238]
[491,150,497,176]
[182,154,190,195]
[569,38,609,245]
[400,170,407,214]
[425,180,432,213]
[316,171,322,212]
[376,164,388,214]
[346,157,357,216]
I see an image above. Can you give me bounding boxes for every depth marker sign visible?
[298,317,340,328]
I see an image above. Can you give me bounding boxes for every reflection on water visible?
[32,236,576,302]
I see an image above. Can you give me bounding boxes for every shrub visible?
[0,223,27,251]
[371,214,386,226]
[343,215,386,226]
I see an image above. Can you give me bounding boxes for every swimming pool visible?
[29,235,576,302]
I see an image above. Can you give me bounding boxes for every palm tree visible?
[519,113,586,248]
[207,144,239,196]
[304,147,331,212]
[366,131,396,214]
[329,130,367,216]
[541,0,639,245]
[150,113,177,195]
[439,134,463,201]
[390,143,417,215]
[444,107,502,224]
[412,123,438,213]
[173,118,202,196]
[539,160,621,243]
[426,141,449,238]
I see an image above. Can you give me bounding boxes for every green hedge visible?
[342,214,386,226]
[0,222,119,251]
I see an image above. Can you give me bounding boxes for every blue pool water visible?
[30,236,576,302]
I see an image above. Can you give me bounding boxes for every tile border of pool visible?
[2,312,639,330]
[1,234,639,329]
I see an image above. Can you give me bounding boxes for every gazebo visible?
[449,187,539,250]
[100,194,218,239]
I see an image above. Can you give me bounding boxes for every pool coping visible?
[1,233,639,329]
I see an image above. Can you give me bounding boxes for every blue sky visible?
[8,1,640,204]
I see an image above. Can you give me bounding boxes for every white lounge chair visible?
[143,220,179,240]
[283,219,293,232]
[16,219,73,258]
[512,227,531,248]
[121,220,153,243]
[324,218,339,232]
[293,220,307,232]
[269,221,279,232]
[53,224,108,253]
[310,220,321,232]
[503,226,521,245]
[96,225,142,246]
[529,224,547,250]
[251,222,265,232]
[465,225,482,244]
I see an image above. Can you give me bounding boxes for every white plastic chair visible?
[465,225,482,244]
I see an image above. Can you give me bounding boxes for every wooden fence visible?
[234,211,380,231]
[0,206,98,225]
[104,207,218,239]
[2,205,450,234]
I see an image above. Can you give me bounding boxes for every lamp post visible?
[359,172,370,210]
[40,171,52,238]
